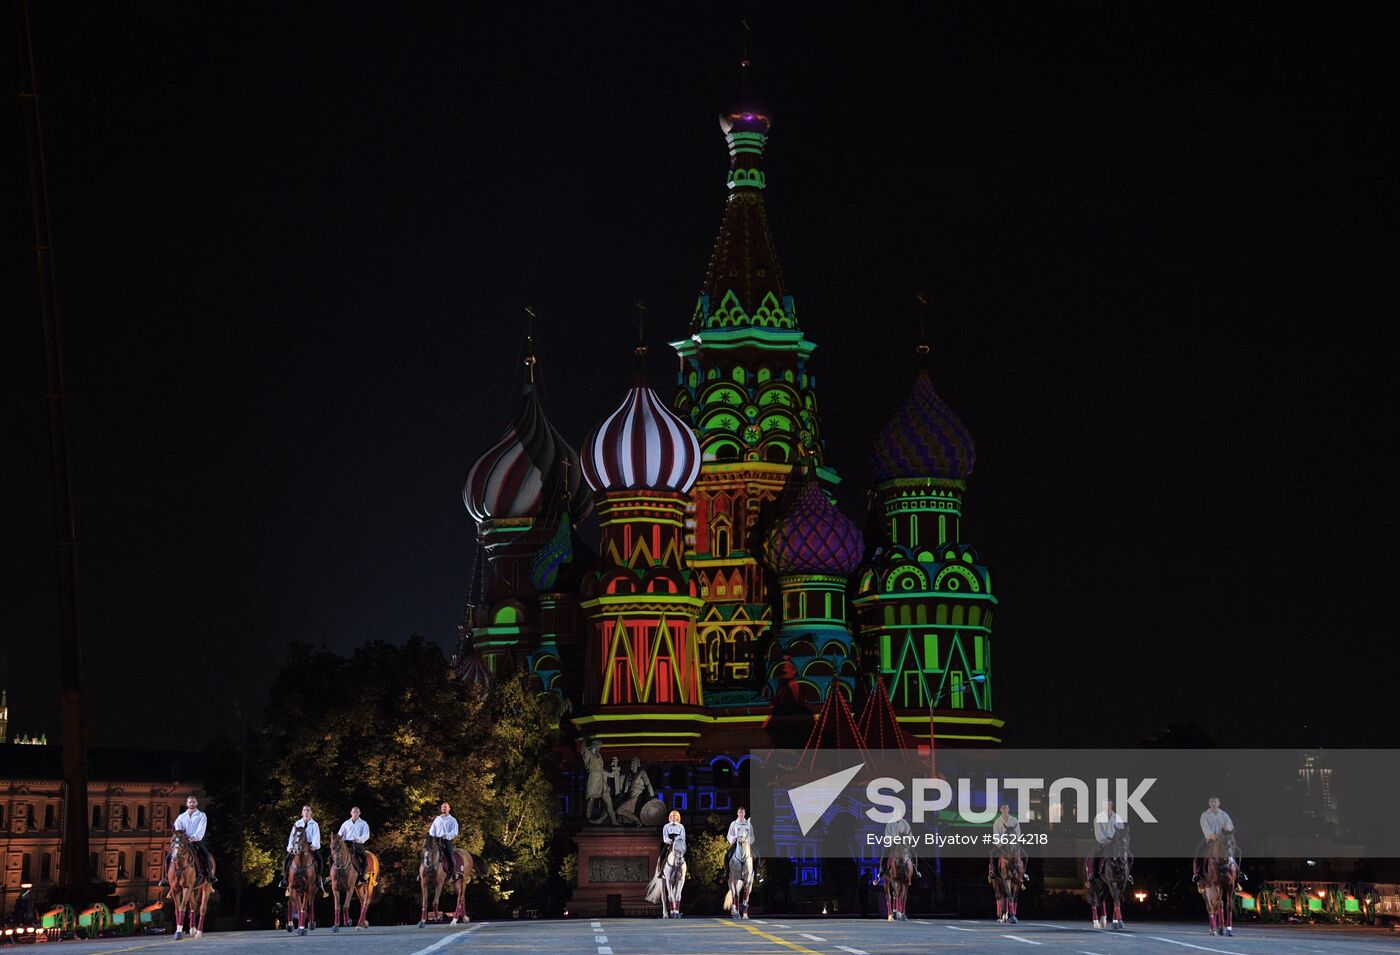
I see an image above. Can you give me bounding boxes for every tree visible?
[244,637,561,911]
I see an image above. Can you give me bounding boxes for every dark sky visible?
[3,4,1395,753]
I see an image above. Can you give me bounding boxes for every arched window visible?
[713,525,731,558]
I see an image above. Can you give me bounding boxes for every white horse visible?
[725,831,755,919]
[646,834,687,918]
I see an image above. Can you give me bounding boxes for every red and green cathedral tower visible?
[669,58,839,700]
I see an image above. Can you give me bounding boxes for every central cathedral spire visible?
[691,53,794,334]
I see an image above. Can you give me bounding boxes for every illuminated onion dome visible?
[583,354,702,494]
[764,479,865,576]
[463,384,592,522]
[871,369,976,482]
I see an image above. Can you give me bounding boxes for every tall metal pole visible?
[17,0,91,897]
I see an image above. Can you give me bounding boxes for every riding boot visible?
[278,854,291,889]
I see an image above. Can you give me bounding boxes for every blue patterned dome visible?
[764,479,864,576]
[871,370,975,482]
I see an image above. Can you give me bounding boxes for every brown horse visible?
[881,845,916,922]
[990,845,1026,924]
[1197,831,1239,936]
[418,834,478,927]
[329,833,379,932]
[1085,828,1132,930]
[166,831,214,940]
[286,826,319,936]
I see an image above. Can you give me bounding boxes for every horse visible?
[285,825,319,936]
[647,834,686,918]
[329,833,379,932]
[166,830,215,940]
[881,844,916,922]
[989,843,1026,924]
[418,834,478,927]
[1086,828,1132,930]
[725,830,756,919]
[1197,831,1239,936]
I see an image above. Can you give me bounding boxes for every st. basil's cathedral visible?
[455,59,1000,876]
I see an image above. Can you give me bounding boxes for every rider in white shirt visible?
[338,806,371,885]
[429,802,461,879]
[660,809,686,874]
[723,808,753,872]
[280,805,325,891]
[161,795,216,887]
[1195,796,1240,882]
[1088,800,1125,878]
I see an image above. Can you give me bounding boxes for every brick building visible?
[0,744,202,917]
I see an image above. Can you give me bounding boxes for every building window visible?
[670,793,688,811]
[0,804,5,827]
[90,852,99,874]
[92,805,103,829]
[44,804,55,829]
[137,805,147,829]
[26,805,36,829]
[41,853,52,883]
[698,791,714,810]
[134,851,145,878]
[118,852,128,880]
[21,854,32,882]
[120,806,130,829]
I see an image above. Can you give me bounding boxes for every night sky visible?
[3,4,1394,753]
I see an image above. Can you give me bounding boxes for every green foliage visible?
[237,637,560,909]
[691,813,729,885]
[558,853,578,888]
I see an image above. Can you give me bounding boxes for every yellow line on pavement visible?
[722,918,823,954]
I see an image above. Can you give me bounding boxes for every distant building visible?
[0,745,202,917]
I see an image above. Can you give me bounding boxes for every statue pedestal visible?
[569,827,660,916]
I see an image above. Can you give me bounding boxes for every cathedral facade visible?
[456,61,1001,809]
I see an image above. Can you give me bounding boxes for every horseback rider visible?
[279,805,326,892]
[160,795,216,887]
[338,806,371,886]
[723,807,753,873]
[989,803,1022,878]
[429,802,461,880]
[1089,799,1125,877]
[659,809,686,873]
[1195,796,1240,882]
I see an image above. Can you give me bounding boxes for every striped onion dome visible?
[582,354,702,494]
[463,384,592,523]
[871,369,976,483]
[764,478,864,576]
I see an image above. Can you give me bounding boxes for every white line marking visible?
[800,933,828,942]
[772,923,790,928]
[598,948,613,955]
[591,921,602,929]
[1145,937,1246,954]
[1028,922,1073,930]
[751,919,768,924]
[944,924,977,932]
[838,947,870,955]
[1003,935,1044,946]
[595,935,608,943]
[1081,951,1111,954]
[407,922,487,955]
